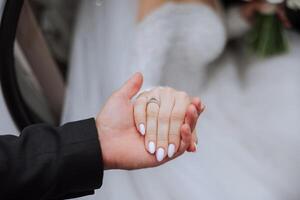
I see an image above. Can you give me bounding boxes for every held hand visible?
[241,1,292,28]
[96,73,196,170]
[133,87,205,161]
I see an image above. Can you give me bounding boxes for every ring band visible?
[147,97,160,107]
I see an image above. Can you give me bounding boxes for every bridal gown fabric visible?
[62,1,300,200]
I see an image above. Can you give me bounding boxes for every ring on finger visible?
[147,97,161,107]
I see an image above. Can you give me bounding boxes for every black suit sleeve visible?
[0,118,104,200]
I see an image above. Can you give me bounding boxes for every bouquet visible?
[246,0,300,57]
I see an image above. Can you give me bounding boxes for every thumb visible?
[117,72,143,99]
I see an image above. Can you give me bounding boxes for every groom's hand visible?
[96,73,200,170]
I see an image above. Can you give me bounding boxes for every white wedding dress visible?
[62,1,300,200]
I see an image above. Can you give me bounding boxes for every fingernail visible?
[194,142,198,152]
[148,141,156,154]
[156,148,165,162]
[139,124,145,135]
[167,144,175,158]
[201,104,206,112]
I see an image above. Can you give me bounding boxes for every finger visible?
[168,92,189,158]
[191,97,205,115]
[187,130,198,152]
[117,72,143,99]
[185,104,201,152]
[156,89,175,162]
[176,124,192,156]
[162,124,192,164]
[276,8,292,28]
[146,93,160,154]
[134,96,148,135]
[191,97,201,113]
[185,104,199,133]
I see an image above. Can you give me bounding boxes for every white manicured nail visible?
[139,124,145,135]
[156,148,165,162]
[148,142,156,154]
[168,144,175,158]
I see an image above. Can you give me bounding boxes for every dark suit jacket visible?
[0,0,103,199]
[0,118,104,199]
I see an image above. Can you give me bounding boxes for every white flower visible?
[266,0,284,4]
[287,0,300,10]
[243,0,284,4]
[96,0,104,6]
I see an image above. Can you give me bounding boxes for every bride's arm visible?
[138,0,220,21]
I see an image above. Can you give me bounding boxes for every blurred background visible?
[1,0,300,199]
[29,0,80,77]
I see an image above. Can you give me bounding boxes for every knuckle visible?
[165,87,173,92]
[158,114,170,123]
[170,123,182,132]
[160,87,173,94]
[152,87,161,94]
[171,112,184,121]
[169,126,181,137]
[166,87,175,94]
[178,91,188,98]
[184,95,191,104]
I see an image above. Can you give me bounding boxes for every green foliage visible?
[247,13,289,57]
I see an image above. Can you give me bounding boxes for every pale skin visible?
[240,0,292,28]
[96,73,202,170]
[134,88,204,161]
[137,0,221,22]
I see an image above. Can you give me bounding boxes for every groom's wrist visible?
[96,117,116,170]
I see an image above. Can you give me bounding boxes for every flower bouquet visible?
[246,0,300,57]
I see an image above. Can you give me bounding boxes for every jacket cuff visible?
[55,118,104,198]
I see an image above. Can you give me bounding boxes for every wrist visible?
[96,118,115,170]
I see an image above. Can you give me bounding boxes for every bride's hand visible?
[134,87,204,161]
[97,74,196,170]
